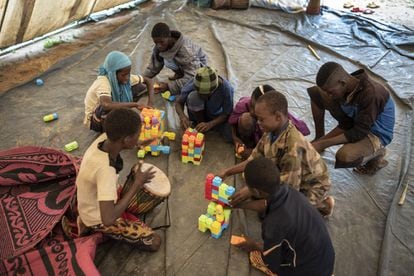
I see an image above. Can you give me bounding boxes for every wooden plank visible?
[165,132,235,275]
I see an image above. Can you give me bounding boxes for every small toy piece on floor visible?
[43,112,58,122]
[161,91,176,102]
[230,235,247,245]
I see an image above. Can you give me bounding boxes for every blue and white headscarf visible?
[98,51,133,103]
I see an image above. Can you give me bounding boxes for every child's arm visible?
[143,76,154,106]
[218,159,249,180]
[99,164,155,226]
[233,236,263,252]
[100,95,143,112]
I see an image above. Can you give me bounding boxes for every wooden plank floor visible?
[93,96,263,276]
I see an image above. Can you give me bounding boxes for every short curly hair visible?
[104,108,141,142]
[256,90,288,116]
[151,22,171,38]
[316,62,342,87]
[245,157,281,195]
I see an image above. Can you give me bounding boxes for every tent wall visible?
[0,0,132,48]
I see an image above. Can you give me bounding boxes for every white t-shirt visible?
[76,133,119,226]
[83,74,144,124]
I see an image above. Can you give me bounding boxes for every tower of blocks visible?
[137,108,176,158]
[204,174,235,205]
[181,128,205,165]
[198,174,236,239]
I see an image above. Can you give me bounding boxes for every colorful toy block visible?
[198,201,232,239]
[198,173,236,239]
[204,174,235,206]
[161,91,176,102]
[137,108,176,158]
[181,128,205,165]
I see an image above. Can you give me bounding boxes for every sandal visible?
[367,2,380,8]
[343,2,353,8]
[363,8,375,14]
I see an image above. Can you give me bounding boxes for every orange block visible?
[230,235,246,245]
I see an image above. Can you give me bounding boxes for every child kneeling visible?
[235,157,335,276]
[76,108,161,251]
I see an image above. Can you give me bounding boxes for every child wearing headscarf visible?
[84,51,154,132]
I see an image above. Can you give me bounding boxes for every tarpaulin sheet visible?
[0,1,413,275]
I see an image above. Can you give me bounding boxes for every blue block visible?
[194,148,201,154]
[218,197,229,204]
[212,190,218,195]
[211,231,223,239]
[160,146,170,154]
[213,176,222,187]
[226,186,235,196]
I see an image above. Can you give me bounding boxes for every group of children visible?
[77,22,396,276]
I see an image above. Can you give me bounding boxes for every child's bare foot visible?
[353,148,388,175]
[353,159,388,175]
[318,196,335,218]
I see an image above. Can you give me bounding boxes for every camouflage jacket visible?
[249,122,330,204]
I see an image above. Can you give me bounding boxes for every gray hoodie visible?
[143,31,208,95]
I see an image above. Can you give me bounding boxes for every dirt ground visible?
[0,0,413,96]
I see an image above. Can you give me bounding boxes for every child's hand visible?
[132,163,155,189]
[229,187,252,207]
[235,236,260,252]
[154,82,168,94]
[195,122,212,133]
[216,170,228,181]
[179,115,191,130]
[137,138,155,148]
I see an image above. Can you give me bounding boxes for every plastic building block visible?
[204,174,235,206]
[230,235,247,245]
[43,112,58,122]
[161,91,176,102]
[163,131,176,140]
[137,149,146,158]
[64,141,78,152]
[137,108,175,159]
[181,128,205,165]
[197,201,232,239]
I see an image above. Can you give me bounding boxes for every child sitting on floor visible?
[220,91,334,217]
[235,157,335,276]
[84,51,154,132]
[76,108,161,251]
[228,84,310,159]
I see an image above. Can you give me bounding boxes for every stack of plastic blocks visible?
[181,128,205,165]
[204,174,235,205]
[198,173,236,238]
[198,201,232,239]
[137,108,176,158]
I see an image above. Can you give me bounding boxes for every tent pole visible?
[86,0,99,21]
[0,0,10,36]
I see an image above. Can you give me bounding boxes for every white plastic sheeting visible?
[0,0,134,48]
